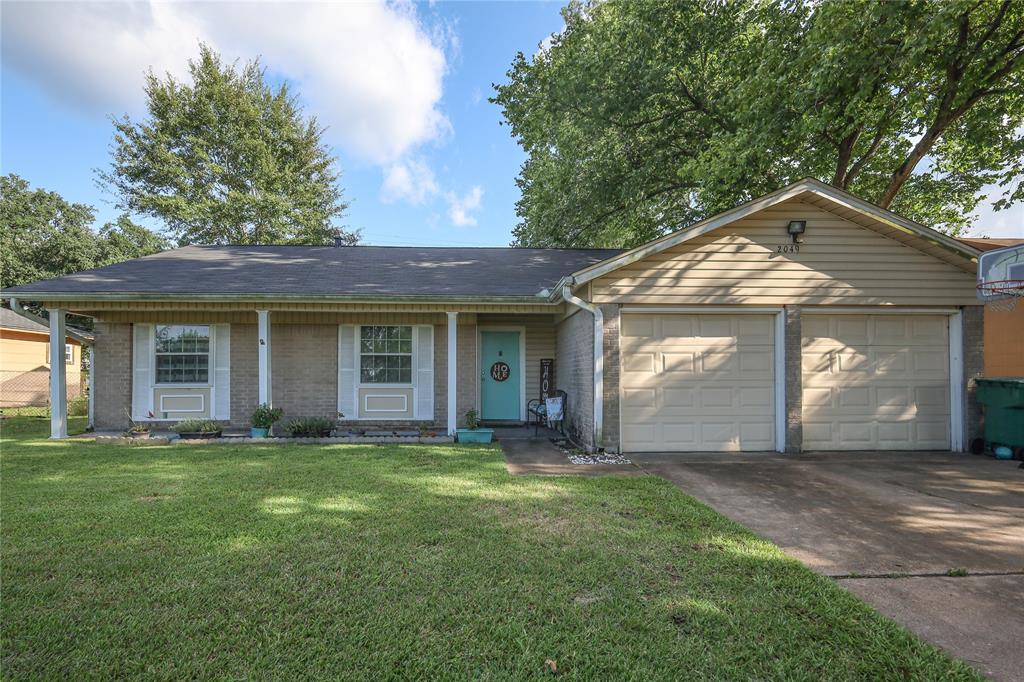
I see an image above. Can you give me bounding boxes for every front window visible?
[155,325,210,384]
[360,326,412,384]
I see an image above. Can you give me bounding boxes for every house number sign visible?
[490,362,511,382]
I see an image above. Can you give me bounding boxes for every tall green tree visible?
[100,45,356,246]
[0,174,168,291]
[494,0,1024,246]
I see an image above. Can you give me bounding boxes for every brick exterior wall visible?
[92,322,132,429]
[230,324,258,428]
[600,304,621,453]
[433,319,478,428]
[555,308,595,450]
[271,324,339,423]
[784,306,803,453]
[962,305,984,447]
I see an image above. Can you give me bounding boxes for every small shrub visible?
[464,409,481,430]
[946,567,969,577]
[283,416,335,438]
[171,419,221,434]
[251,403,283,429]
[68,397,88,417]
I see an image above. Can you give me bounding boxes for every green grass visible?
[0,418,979,680]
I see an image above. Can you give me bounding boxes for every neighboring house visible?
[957,238,1024,378]
[0,307,89,408]
[2,179,992,453]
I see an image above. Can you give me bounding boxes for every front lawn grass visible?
[0,418,979,680]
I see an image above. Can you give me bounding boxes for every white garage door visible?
[802,314,950,450]
[620,314,776,452]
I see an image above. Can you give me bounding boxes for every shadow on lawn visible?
[0,437,981,680]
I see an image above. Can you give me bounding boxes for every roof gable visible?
[567,178,979,286]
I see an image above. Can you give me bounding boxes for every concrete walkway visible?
[633,451,1024,682]
[500,436,642,477]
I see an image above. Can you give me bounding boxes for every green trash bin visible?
[976,378,1024,456]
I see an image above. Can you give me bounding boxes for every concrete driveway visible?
[633,452,1024,682]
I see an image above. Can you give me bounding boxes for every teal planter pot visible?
[457,428,494,444]
[250,427,270,439]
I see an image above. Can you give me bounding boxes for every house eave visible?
[1,291,559,306]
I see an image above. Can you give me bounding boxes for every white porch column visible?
[48,308,68,439]
[257,310,272,406]
[447,312,458,435]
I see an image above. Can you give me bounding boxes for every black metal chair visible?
[527,390,567,436]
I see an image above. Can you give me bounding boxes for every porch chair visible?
[527,389,567,437]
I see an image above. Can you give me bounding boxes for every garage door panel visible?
[662,353,696,374]
[621,313,775,452]
[621,315,655,337]
[740,386,772,408]
[701,352,736,374]
[623,353,656,374]
[802,314,949,450]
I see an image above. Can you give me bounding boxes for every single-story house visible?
[0,307,90,408]
[2,179,990,453]
[957,238,1024,378]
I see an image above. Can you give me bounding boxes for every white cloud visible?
[380,158,438,205]
[2,1,450,165]
[446,186,484,226]
[967,181,1024,238]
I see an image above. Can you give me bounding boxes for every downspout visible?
[560,283,603,452]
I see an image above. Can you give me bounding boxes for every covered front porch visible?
[40,301,585,441]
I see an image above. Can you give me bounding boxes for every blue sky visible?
[1,1,564,247]
[2,1,1020,243]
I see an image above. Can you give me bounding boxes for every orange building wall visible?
[984,305,1024,377]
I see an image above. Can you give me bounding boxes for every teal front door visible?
[480,331,521,420]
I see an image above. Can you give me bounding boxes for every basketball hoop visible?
[977,279,1024,312]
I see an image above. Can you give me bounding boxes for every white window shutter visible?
[415,325,434,420]
[213,324,231,420]
[338,325,356,419]
[131,324,154,419]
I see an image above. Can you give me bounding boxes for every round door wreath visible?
[490,361,511,382]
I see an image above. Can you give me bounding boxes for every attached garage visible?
[802,313,952,450]
[620,312,779,452]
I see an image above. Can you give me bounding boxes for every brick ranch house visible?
[2,179,990,453]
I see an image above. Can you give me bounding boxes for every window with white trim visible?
[359,326,412,384]
[65,344,74,364]
[155,325,210,384]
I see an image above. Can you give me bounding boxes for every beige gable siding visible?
[591,200,978,306]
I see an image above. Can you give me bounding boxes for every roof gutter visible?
[7,298,93,344]
[560,282,603,452]
[0,292,560,305]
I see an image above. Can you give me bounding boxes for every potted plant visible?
[456,409,494,444]
[172,419,223,439]
[250,403,283,438]
[125,408,152,439]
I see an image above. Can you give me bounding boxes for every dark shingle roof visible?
[0,307,92,341]
[1,245,624,300]
[0,307,49,332]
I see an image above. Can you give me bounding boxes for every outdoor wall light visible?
[787,220,806,243]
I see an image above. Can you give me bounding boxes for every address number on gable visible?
[776,244,800,254]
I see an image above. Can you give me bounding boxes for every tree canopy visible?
[0,174,169,292]
[100,45,356,246]
[493,0,1024,247]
